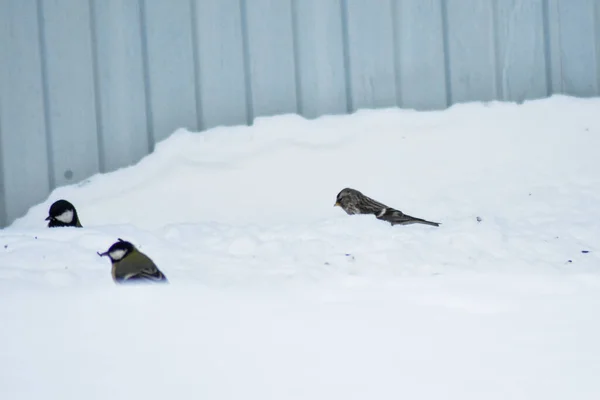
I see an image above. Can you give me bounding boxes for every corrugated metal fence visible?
[1,0,599,227]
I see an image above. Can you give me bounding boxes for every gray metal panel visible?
[394,0,447,110]
[292,0,347,118]
[444,0,497,103]
[142,0,198,142]
[244,0,298,118]
[556,0,598,96]
[344,0,397,111]
[0,0,51,225]
[92,0,150,172]
[40,0,100,187]
[494,0,548,102]
[192,0,248,129]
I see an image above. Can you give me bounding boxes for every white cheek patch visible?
[109,249,127,261]
[55,209,74,224]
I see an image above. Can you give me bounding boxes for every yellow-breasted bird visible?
[97,239,168,284]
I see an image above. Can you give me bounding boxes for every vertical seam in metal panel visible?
[189,0,203,131]
[88,0,105,173]
[36,0,56,191]
[290,0,303,116]
[138,0,155,152]
[339,0,353,113]
[239,0,254,125]
[0,90,6,227]
[0,8,6,225]
[541,0,553,96]
[546,0,564,94]
[390,0,402,108]
[555,0,564,93]
[491,0,504,101]
[239,0,254,126]
[594,0,600,94]
[440,0,453,107]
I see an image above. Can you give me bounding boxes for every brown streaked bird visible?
[97,239,169,284]
[46,199,82,228]
[334,188,440,227]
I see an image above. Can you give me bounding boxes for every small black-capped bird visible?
[334,188,440,227]
[97,239,169,284]
[46,199,82,228]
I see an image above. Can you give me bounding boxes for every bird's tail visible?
[378,208,440,227]
[404,217,440,227]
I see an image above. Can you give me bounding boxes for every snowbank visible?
[1,96,599,399]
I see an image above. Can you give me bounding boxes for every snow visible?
[1,95,600,399]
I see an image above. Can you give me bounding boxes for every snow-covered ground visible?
[1,96,600,399]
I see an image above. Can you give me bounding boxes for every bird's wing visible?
[359,194,389,214]
[376,208,440,227]
[122,269,168,283]
[116,251,169,283]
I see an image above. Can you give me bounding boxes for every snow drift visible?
[1,96,600,399]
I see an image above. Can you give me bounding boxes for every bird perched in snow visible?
[45,199,82,228]
[97,239,169,285]
[334,188,440,227]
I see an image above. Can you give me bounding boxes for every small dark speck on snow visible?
[582,250,590,254]
[568,260,573,263]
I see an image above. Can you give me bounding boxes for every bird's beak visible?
[97,251,108,257]
[45,216,52,221]
[334,202,340,207]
